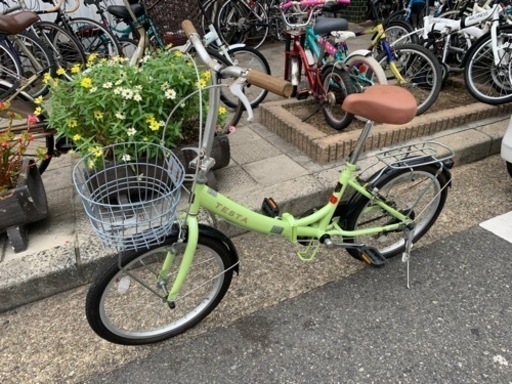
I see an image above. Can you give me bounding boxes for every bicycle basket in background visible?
[72,142,185,251]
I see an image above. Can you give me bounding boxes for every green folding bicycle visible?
[79,19,454,345]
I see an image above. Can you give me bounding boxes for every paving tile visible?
[243,154,309,185]
[230,136,282,165]
[214,164,258,194]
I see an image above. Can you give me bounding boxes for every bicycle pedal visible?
[359,247,387,268]
[261,197,280,218]
[296,89,309,100]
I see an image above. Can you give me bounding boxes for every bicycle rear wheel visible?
[343,164,450,260]
[0,42,22,99]
[320,65,356,131]
[215,46,270,108]
[377,43,442,115]
[85,234,235,345]
[66,17,121,59]
[14,31,56,98]
[463,27,512,105]
[32,21,87,70]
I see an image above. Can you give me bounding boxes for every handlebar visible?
[181,19,293,99]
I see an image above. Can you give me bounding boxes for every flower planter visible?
[177,135,231,189]
[0,159,48,252]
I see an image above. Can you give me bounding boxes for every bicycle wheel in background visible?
[85,234,235,345]
[0,43,22,99]
[385,20,418,46]
[66,18,121,59]
[14,31,56,98]
[320,65,356,131]
[463,27,512,105]
[376,43,442,115]
[118,37,137,59]
[216,0,269,49]
[212,46,271,109]
[32,21,87,70]
[344,55,387,91]
[343,164,450,260]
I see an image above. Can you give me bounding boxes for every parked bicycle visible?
[81,18,454,346]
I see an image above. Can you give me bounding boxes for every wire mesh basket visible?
[72,142,185,251]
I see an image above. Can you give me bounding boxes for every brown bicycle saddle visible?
[0,11,40,35]
[342,85,417,125]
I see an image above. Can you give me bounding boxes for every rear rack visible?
[375,141,455,169]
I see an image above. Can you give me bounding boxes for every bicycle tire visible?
[85,233,235,345]
[14,31,56,98]
[118,37,137,59]
[65,17,121,59]
[376,43,442,115]
[0,82,54,174]
[463,27,512,105]
[385,20,418,46]
[343,164,450,260]
[320,65,356,131]
[344,54,387,91]
[0,42,22,99]
[216,0,269,49]
[215,46,270,108]
[31,21,87,70]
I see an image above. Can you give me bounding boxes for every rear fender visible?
[198,224,240,274]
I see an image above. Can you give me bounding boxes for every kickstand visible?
[402,226,414,289]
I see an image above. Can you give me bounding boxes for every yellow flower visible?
[87,53,98,65]
[195,79,207,89]
[73,134,81,141]
[218,106,227,116]
[67,119,78,128]
[174,51,183,58]
[145,115,155,124]
[149,120,160,131]
[71,64,81,74]
[34,96,44,104]
[33,106,42,116]
[91,146,103,158]
[42,73,52,84]
[56,67,66,76]
[80,77,92,88]
[202,71,211,81]
[94,110,104,120]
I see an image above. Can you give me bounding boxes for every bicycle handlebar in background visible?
[181,19,293,98]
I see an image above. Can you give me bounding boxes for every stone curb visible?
[0,115,508,313]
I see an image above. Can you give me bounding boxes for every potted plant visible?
[45,51,232,172]
[0,102,49,252]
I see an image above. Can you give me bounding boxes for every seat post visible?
[348,119,374,164]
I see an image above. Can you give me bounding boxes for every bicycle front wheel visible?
[344,55,387,91]
[377,43,442,115]
[320,65,355,131]
[343,164,450,260]
[217,46,270,108]
[66,18,121,59]
[464,27,512,105]
[85,234,235,345]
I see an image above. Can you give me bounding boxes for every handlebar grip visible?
[246,70,293,98]
[182,19,197,38]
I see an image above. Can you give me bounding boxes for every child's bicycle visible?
[80,19,454,345]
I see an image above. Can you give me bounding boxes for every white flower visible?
[115,79,123,85]
[89,87,97,93]
[115,112,126,120]
[165,89,177,100]
[127,127,137,136]
[121,154,131,162]
[159,120,165,127]
[103,82,113,88]
[161,82,170,90]
[133,93,142,102]
[121,88,133,100]
[113,87,122,95]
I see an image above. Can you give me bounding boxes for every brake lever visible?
[229,78,254,122]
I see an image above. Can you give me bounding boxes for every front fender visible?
[346,49,374,59]
[198,224,240,274]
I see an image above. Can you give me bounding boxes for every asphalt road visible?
[86,225,512,384]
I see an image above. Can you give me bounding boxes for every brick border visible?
[260,98,512,163]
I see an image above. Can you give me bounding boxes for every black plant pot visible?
[0,159,49,252]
